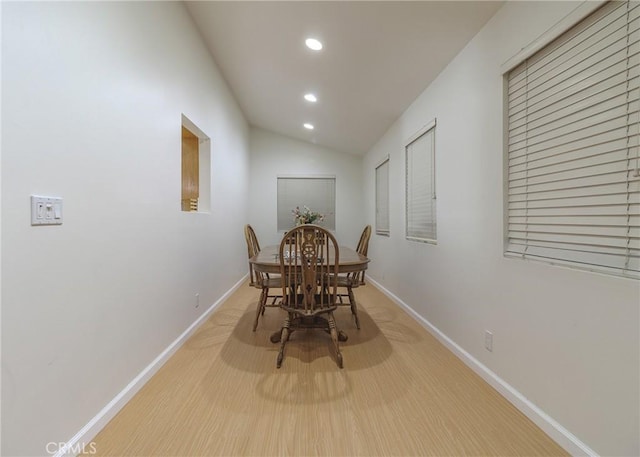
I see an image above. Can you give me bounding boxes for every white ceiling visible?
[185,1,503,155]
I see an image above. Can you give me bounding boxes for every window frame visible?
[375,156,390,236]
[405,119,437,244]
[502,0,640,279]
[276,175,336,232]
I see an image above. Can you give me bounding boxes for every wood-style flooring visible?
[88,282,567,456]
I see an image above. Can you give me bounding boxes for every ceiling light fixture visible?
[303,123,314,130]
[305,38,323,51]
[304,93,317,103]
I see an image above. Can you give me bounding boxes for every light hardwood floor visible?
[88,282,567,456]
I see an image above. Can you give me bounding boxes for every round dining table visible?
[249,244,369,275]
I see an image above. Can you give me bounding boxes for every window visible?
[406,120,437,242]
[505,0,639,278]
[375,157,390,235]
[181,115,211,212]
[277,177,336,231]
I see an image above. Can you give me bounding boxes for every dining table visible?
[249,244,369,275]
[249,244,370,343]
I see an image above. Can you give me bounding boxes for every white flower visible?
[291,206,324,225]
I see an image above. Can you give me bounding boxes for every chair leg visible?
[263,292,280,314]
[347,286,360,330]
[328,312,343,369]
[252,287,267,332]
[276,314,292,369]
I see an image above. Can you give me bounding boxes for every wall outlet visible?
[484,330,493,352]
[195,293,200,309]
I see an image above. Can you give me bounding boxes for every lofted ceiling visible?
[185,1,503,155]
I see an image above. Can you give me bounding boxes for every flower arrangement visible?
[292,205,325,225]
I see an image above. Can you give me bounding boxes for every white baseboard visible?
[54,275,248,457]
[366,276,598,457]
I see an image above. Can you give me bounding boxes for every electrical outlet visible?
[195,293,200,309]
[484,330,493,352]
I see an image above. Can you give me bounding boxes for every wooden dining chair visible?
[274,224,345,368]
[244,224,281,331]
[336,224,371,329]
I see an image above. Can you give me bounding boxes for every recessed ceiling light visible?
[305,38,323,51]
[304,93,317,103]
[303,123,314,130]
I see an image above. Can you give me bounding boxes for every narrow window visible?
[375,157,390,235]
[406,121,437,243]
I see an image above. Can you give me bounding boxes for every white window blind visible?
[406,121,436,242]
[375,158,390,235]
[277,177,336,231]
[506,0,640,278]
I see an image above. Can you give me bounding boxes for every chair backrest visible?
[350,225,371,285]
[244,224,262,286]
[279,224,339,316]
[356,225,372,256]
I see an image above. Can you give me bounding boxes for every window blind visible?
[375,158,390,235]
[277,177,336,231]
[506,0,640,278]
[406,122,436,242]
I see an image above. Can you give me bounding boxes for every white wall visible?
[363,2,639,456]
[1,2,250,455]
[249,127,364,247]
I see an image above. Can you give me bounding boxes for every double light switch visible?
[31,195,63,225]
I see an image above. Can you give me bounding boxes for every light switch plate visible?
[31,195,63,225]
